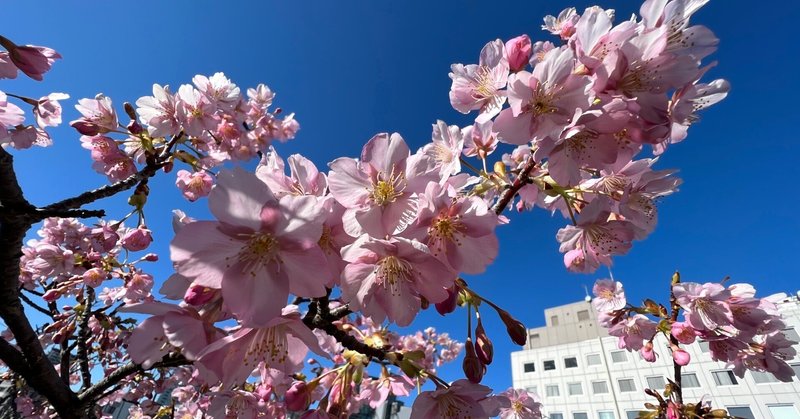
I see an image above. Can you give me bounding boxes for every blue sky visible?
[4,0,800,403]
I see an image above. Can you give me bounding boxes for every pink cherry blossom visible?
[340,235,455,326]
[462,119,499,159]
[557,197,635,273]
[494,46,592,145]
[3,42,61,81]
[171,168,330,326]
[135,84,180,137]
[671,321,697,344]
[420,120,464,178]
[256,148,327,198]
[71,94,119,135]
[542,7,580,40]
[410,379,500,419]
[175,170,214,202]
[196,306,327,386]
[608,314,657,351]
[328,132,437,237]
[592,278,626,312]
[403,182,499,274]
[449,39,509,120]
[120,226,153,252]
[175,84,217,137]
[192,72,240,111]
[498,388,543,419]
[673,282,733,331]
[33,93,69,128]
[0,91,25,132]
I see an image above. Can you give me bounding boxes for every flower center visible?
[235,233,280,277]
[375,256,413,295]
[246,326,289,367]
[473,66,496,99]
[370,168,406,207]
[428,212,465,256]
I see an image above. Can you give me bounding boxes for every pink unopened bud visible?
[143,253,159,262]
[0,37,61,81]
[435,286,458,316]
[462,339,484,383]
[672,347,691,366]
[184,285,217,306]
[82,268,107,288]
[120,227,153,252]
[127,120,144,134]
[671,321,696,345]
[666,401,680,419]
[505,34,532,72]
[42,289,60,302]
[284,381,310,411]
[640,341,657,363]
[475,319,493,365]
[498,309,527,346]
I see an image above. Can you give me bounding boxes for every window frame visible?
[567,382,583,396]
[610,350,628,363]
[618,378,636,393]
[681,372,701,388]
[564,356,578,369]
[645,375,666,390]
[545,384,560,397]
[711,370,738,386]
[586,353,602,366]
[543,359,556,371]
[591,380,609,394]
[523,362,536,373]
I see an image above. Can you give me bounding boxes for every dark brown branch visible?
[669,272,683,404]
[303,297,387,361]
[0,338,29,376]
[491,157,538,215]
[78,287,95,391]
[34,208,106,220]
[18,291,54,318]
[77,353,191,404]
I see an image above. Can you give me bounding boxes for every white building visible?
[511,296,800,419]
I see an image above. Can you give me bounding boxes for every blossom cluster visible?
[450,0,728,274]
[592,276,797,381]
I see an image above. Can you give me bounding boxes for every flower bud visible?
[498,309,527,346]
[121,227,153,252]
[435,286,458,315]
[127,120,144,134]
[672,347,690,366]
[143,253,159,262]
[43,289,60,302]
[284,381,310,411]
[640,341,656,363]
[123,102,137,120]
[184,285,217,306]
[462,339,484,383]
[475,319,493,365]
[505,35,532,72]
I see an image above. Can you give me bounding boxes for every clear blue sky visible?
[4,0,799,402]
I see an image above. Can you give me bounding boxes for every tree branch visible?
[77,354,191,404]
[77,287,95,391]
[303,296,388,361]
[492,157,537,215]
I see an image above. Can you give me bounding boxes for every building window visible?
[726,406,755,419]
[525,386,538,395]
[751,370,779,384]
[712,370,738,386]
[597,412,615,419]
[543,360,556,371]
[767,404,800,418]
[626,412,640,419]
[564,357,578,368]
[529,333,540,343]
[611,350,627,363]
[646,376,665,390]
[550,414,564,419]
[592,380,609,394]
[586,353,601,366]
[577,309,590,321]
[523,362,535,373]
[698,341,710,352]
[573,413,588,419]
[792,363,800,380]
[618,378,636,392]
[681,373,701,388]
[546,385,559,397]
[567,382,583,396]
[783,327,800,343]
[551,315,559,326]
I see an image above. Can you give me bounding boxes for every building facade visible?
[511,296,800,419]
